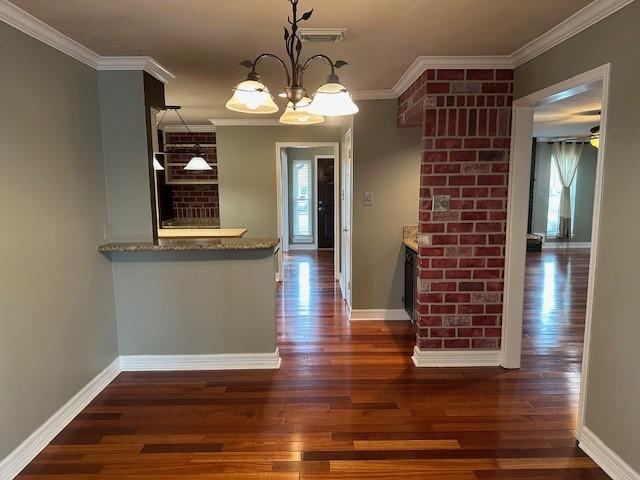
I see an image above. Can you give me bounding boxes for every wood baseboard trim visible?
[119,349,282,371]
[412,346,501,367]
[350,309,410,321]
[579,426,640,480]
[0,358,121,480]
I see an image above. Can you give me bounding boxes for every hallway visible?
[17,250,609,479]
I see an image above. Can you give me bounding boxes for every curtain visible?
[552,142,583,239]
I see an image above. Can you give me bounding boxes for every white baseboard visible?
[350,309,410,321]
[412,346,501,367]
[579,426,640,480]
[543,241,592,249]
[0,357,121,480]
[120,349,282,371]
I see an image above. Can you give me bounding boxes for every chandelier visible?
[226,0,358,124]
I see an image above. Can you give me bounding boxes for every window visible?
[292,159,313,242]
[546,160,577,237]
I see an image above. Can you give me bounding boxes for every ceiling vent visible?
[299,28,347,43]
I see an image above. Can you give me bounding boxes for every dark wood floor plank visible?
[16,249,611,479]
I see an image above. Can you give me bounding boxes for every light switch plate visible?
[433,194,451,212]
[364,191,373,207]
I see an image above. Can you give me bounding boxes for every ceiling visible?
[533,81,603,138]
[12,0,593,123]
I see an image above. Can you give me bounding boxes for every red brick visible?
[459,282,484,292]
[495,69,514,80]
[445,293,471,303]
[484,327,502,337]
[435,138,463,149]
[432,258,458,269]
[472,338,499,348]
[461,211,488,221]
[467,69,494,80]
[450,150,477,162]
[462,188,489,198]
[460,234,487,245]
[482,82,510,93]
[458,304,484,314]
[473,269,501,279]
[419,338,443,349]
[460,258,485,268]
[449,175,476,186]
[431,282,457,292]
[444,339,471,348]
[445,270,472,279]
[458,328,484,337]
[437,69,465,80]
[421,247,445,257]
[419,316,443,327]
[430,328,456,338]
[472,316,499,326]
[431,305,456,314]
[432,235,459,245]
[427,82,451,93]
[434,164,461,174]
[474,247,501,256]
[424,151,448,162]
[447,223,474,233]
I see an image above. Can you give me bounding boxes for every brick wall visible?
[164,131,219,220]
[399,69,513,350]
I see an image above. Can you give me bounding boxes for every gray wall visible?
[515,1,640,470]
[286,146,334,245]
[0,23,117,458]
[111,250,277,355]
[351,100,422,310]
[98,71,154,242]
[216,125,342,237]
[531,142,597,242]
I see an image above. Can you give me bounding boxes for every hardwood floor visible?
[18,249,610,479]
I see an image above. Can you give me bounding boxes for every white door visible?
[340,129,353,307]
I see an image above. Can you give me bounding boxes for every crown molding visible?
[0,0,174,83]
[391,56,513,97]
[352,89,396,100]
[162,124,216,132]
[97,57,175,84]
[510,0,635,67]
[0,0,100,68]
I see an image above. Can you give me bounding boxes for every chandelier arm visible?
[252,53,292,87]
[300,54,336,87]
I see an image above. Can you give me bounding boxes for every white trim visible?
[211,118,282,126]
[511,0,635,67]
[162,124,216,133]
[350,309,410,321]
[120,349,282,371]
[0,1,174,84]
[0,358,121,480]
[392,56,513,97]
[578,427,640,480]
[352,90,396,100]
[412,347,501,367]
[0,0,100,68]
[97,56,175,84]
[542,241,592,249]
[501,64,610,444]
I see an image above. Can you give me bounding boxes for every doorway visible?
[502,64,610,443]
[275,142,340,283]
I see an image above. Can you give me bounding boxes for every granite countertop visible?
[99,237,279,253]
[157,228,247,239]
[403,225,418,253]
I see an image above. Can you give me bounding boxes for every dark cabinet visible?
[404,246,417,322]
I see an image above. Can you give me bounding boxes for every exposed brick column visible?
[400,69,513,351]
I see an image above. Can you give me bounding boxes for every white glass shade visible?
[152,154,164,171]
[590,137,599,149]
[184,155,212,171]
[308,82,359,116]
[226,80,279,114]
[279,97,325,125]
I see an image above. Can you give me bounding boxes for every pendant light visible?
[156,106,212,171]
[184,146,212,171]
[226,0,357,121]
[152,154,164,171]
[279,96,324,125]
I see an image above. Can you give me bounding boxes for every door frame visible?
[501,64,611,442]
[314,154,337,252]
[275,142,340,280]
[340,128,353,308]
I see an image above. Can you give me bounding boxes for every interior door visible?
[340,130,353,306]
[317,157,335,249]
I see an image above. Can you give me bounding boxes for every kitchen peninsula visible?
[99,237,281,369]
